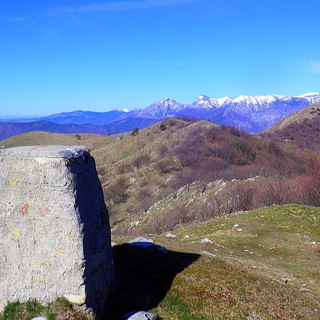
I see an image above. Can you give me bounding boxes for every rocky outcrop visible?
[0,145,114,315]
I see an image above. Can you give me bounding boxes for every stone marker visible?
[0,146,114,315]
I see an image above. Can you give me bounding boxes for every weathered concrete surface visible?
[0,145,114,314]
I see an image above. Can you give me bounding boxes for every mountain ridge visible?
[1,92,320,141]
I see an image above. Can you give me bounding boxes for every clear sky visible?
[1,0,320,117]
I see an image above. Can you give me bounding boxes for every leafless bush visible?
[137,188,153,212]
[97,166,107,176]
[139,179,148,188]
[117,163,133,174]
[154,159,180,174]
[104,177,128,206]
[140,205,190,234]
[158,144,169,157]
[132,154,151,169]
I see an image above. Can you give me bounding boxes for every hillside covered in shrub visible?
[89,117,320,235]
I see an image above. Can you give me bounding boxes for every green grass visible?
[2,206,320,319]
[0,298,93,320]
[141,204,320,319]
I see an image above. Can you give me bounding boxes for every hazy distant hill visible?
[0,120,108,141]
[42,109,128,126]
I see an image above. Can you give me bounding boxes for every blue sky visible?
[1,0,320,117]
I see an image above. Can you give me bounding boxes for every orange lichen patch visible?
[20,203,30,215]
[9,180,15,184]
[57,250,64,255]
[120,137,137,149]
[13,231,20,237]
[38,207,48,217]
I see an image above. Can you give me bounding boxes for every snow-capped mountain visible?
[3,92,319,141]
[118,92,320,133]
[133,98,188,118]
[194,92,320,111]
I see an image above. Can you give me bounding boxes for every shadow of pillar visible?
[106,242,200,319]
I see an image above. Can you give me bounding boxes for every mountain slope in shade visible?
[265,104,320,133]
[0,121,108,141]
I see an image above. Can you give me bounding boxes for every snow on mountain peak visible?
[113,108,130,112]
[296,92,320,97]
[196,95,232,108]
[233,94,282,105]
[160,97,176,104]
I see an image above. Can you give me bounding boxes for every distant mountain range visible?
[0,121,108,142]
[0,92,319,141]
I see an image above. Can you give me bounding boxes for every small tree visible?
[131,128,139,136]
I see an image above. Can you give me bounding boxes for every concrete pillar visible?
[0,145,114,315]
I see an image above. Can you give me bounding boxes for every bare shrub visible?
[140,205,190,234]
[137,188,153,212]
[97,166,107,176]
[139,179,148,188]
[104,177,128,206]
[158,144,169,157]
[154,159,180,174]
[298,171,320,206]
[132,154,151,169]
[117,163,133,174]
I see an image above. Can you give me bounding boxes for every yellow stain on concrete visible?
[13,231,20,237]
[57,250,64,255]
[39,262,44,267]
[38,280,49,284]
[15,177,21,182]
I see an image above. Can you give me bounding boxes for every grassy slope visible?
[2,119,319,237]
[2,205,319,319]
[91,118,219,231]
[113,204,320,320]
[0,131,112,150]
[265,104,320,133]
